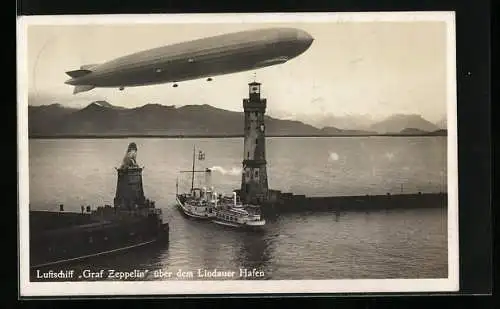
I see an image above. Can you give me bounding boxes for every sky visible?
[25,17,451,123]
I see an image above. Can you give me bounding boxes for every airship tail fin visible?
[65,69,92,78]
[73,85,95,95]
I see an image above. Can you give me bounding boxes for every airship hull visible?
[65,28,314,93]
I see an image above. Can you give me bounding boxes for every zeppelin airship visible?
[64,27,314,94]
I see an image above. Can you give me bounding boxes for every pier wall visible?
[29,211,95,232]
[264,191,447,215]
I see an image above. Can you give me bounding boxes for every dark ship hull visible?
[29,210,169,268]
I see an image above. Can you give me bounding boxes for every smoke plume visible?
[208,166,242,176]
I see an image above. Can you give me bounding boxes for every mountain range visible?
[27,101,447,137]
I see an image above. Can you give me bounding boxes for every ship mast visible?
[180,146,207,192]
[191,145,195,192]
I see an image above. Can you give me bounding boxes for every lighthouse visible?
[240,81,269,204]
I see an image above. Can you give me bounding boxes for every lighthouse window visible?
[254,112,258,117]
[255,171,259,177]
[247,152,249,159]
[255,138,258,145]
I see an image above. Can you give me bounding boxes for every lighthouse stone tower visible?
[240,82,269,204]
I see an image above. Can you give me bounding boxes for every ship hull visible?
[29,211,169,269]
[175,196,215,220]
[211,218,266,230]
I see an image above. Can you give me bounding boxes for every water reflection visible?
[235,230,273,279]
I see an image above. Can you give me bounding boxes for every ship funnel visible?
[204,168,212,188]
[233,191,237,206]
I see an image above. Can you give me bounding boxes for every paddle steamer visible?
[212,192,266,229]
[175,146,217,219]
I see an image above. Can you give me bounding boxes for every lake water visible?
[27,137,448,280]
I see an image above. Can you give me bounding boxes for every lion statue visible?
[121,142,138,168]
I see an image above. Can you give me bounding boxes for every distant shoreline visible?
[28,133,447,139]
